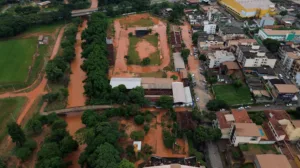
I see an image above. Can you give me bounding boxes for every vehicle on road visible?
[238,107,244,110]
[245,106,251,109]
[265,104,270,107]
[196,97,200,101]
[286,103,293,107]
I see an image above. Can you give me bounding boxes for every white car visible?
[265,104,270,107]
[238,107,244,110]
[245,106,251,109]
[286,103,293,107]
[191,74,195,78]
[196,97,200,102]
[220,108,226,111]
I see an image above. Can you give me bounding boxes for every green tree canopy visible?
[181,49,190,64]
[7,122,26,147]
[134,115,145,125]
[156,96,173,109]
[119,159,135,168]
[206,99,229,111]
[263,38,280,53]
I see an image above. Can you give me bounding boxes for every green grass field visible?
[0,38,37,84]
[213,84,253,105]
[0,97,27,142]
[128,35,160,65]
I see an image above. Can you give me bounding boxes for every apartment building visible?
[229,123,261,147]
[197,32,224,51]
[272,84,299,103]
[208,50,235,68]
[292,60,300,78]
[278,45,300,76]
[203,21,216,34]
[236,45,277,68]
[218,26,245,41]
[258,29,300,43]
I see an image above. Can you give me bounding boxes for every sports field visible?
[0,97,27,142]
[213,84,253,105]
[0,38,37,83]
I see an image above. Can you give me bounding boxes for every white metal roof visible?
[236,0,274,10]
[172,82,186,103]
[110,78,141,89]
[173,52,185,69]
[184,87,193,104]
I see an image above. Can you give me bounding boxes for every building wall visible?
[204,24,216,34]
[232,135,261,146]
[221,128,230,139]
[285,122,300,141]
[268,121,286,141]
[208,55,235,68]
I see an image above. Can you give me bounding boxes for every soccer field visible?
[0,38,37,84]
[213,84,253,105]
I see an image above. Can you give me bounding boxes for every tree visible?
[15,147,31,161]
[171,75,178,80]
[128,87,147,106]
[130,131,145,140]
[233,79,242,91]
[37,143,62,160]
[7,122,26,147]
[296,13,300,19]
[47,113,59,125]
[88,143,120,168]
[163,130,175,149]
[156,96,173,109]
[0,158,5,168]
[199,54,207,61]
[51,119,67,130]
[26,117,43,134]
[279,10,287,16]
[134,115,144,125]
[141,57,151,66]
[59,135,79,155]
[181,49,190,64]
[81,110,99,127]
[192,31,200,45]
[45,60,64,82]
[193,126,222,143]
[129,32,133,37]
[142,144,153,155]
[262,38,280,53]
[36,157,66,168]
[119,159,135,168]
[206,99,229,111]
[144,124,150,134]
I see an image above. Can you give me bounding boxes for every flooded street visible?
[67,20,87,107]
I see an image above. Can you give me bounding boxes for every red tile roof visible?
[216,112,231,129]
[264,110,291,121]
[231,109,252,123]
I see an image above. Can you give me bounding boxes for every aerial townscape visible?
[4,0,300,168]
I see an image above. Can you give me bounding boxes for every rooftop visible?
[235,0,274,10]
[269,117,287,136]
[256,154,291,168]
[269,79,286,85]
[291,120,300,128]
[239,45,269,53]
[216,111,232,129]
[173,53,185,69]
[280,45,297,52]
[264,110,291,120]
[110,78,141,89]
[231,109,252,123]
[274,84,299,93]
[198,32,223,42]
[234,123,261,137]
[262,29,300,36]
[172,82,186,103]
[219,26,244,34]
[141,78,172,89]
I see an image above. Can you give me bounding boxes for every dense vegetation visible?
[103,0,151,17]
[0,6,71,38]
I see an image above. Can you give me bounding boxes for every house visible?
[272,84,299,103]
[291,60,300,78]
[227,39,257,47]
[37,1,51,7]
[197,32,224,51]
[258,29,300,43]
[173,53,185,71]
[186,0,200,5]
[244,66,276,77]
[236,45,277,68]
[208,50,235,68]
[281,15,297,25]
[278,45,300,76]
[203,21,216,34]
[219,61,240,75]
[229,123,261,146]
[264,110,290,141]
[214,109,252,139]
[217,26,245,41]
[172,82,193,107]
[135,27,150,37]
[259,16,275,27]
[254,154,291,168]
[133,141,142,151]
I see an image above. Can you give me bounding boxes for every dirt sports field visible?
[112,13,171,77]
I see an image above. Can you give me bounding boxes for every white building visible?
[172,82,193,107]
[278,45,300,76]
[258,29,300,43]
[229,123,261,147]
[203,21,216,34]
[208,50,235,68]
[236,45,277,68]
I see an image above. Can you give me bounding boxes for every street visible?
[207,141,224,168]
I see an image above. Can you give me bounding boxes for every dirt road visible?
[67,20,87,107]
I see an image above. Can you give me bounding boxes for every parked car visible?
[196,97,200,101]
[220,108,226,111]
[245,106,251,109]
[238,107,244,110]
[286,103,293,107]
[265,104,270,107]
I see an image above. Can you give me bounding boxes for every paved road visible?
[207,141,224,168]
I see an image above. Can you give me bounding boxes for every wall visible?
[233,136,261,146]
[221,128,230,139]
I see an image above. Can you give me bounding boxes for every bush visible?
[15,147,31,161]
[142,144,153,155]
[129,32,133,37]
[206,100,229,111]
[130,131,145,140]
[145,114,152,122]
[163,130,175,149]
[171,75,178,80]
[144,125,150,134]
[141,57,151,66]
[134,115,144,125]
[232,151,241,160]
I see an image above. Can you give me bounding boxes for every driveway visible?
[207,141,224,168]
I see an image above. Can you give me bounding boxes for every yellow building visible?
[220,0,276,18]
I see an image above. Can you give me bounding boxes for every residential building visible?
[197,32,224,51]
[203,21,216,34]
[219,61,240,75]
[229,123,261,146]
[214,109,252,139]
[172,82,193,107]
[278,45,300,76]
[296,72,300,86]
[208,50,235,68]
[272,84,299,103]
[186,0,200,5]
[219,0,275,18]
[236,45,277,68]
[218,26,245,41]
[258,29,300,43]
[173,53,185,71]
[259,16,275,27]
[291,60,300,78]
[254,154,291,168]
